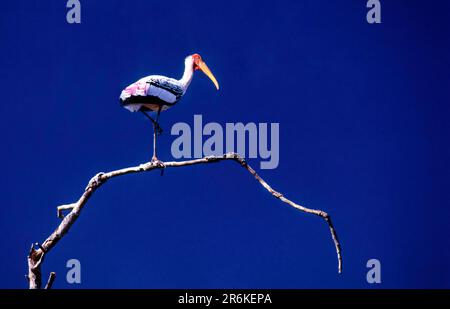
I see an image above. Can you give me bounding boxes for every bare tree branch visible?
[45,272,56,289]
[27,152,342,289]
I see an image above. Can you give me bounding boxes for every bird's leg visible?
[141,111,162,135]
[155,106,163,136]
[148,108,166,174]
[140,110,162,163]
[151,108,160,161]
[152,119,157,161]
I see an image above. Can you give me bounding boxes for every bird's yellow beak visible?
[198,61,220,90]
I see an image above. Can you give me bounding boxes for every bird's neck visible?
[179,58,195,89]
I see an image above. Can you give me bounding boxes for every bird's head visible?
[188,53,220,90]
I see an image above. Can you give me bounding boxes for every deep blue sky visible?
[1,0,449,288]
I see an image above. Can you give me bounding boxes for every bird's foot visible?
[151,157,166,175]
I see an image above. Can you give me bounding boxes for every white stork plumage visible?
[120,54,219,165]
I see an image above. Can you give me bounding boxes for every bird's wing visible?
[120,75,184,106]
[144,76,185,102]
[120,80,148,102]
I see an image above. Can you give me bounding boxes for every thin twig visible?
[27,152,342,288]
[45,272,56,289]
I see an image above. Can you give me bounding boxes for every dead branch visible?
[27,152,342,289]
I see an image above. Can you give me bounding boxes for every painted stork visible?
[119,54,219,166]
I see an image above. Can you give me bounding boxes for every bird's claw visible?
[151,158,166,175]
[151,158,165,168]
